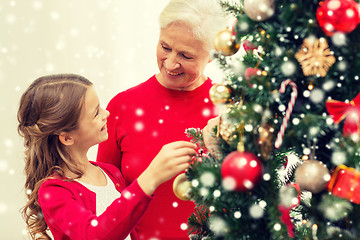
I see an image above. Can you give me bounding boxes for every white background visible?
[0,0,225,239]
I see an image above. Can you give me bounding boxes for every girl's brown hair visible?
[17,74,92,239]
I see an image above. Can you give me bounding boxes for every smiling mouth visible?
[101,124,107,131]
[166,70,183,76]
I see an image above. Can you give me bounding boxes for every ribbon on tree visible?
[325,92,360,136]
[275,79,298,149]
[278,183,301,238]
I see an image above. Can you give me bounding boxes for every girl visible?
[18,74,196,240]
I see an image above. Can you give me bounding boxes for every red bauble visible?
[316,0,360,36]
[221,151,263,192]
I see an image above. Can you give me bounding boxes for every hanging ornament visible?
[278,183,301,238]
[257,122,274,160]
[242,40,257,52]
[327,165,360,204]
[209,83,232,105]
[326,91,360,138]
[244,67,260,80]
[221,151,263,192]
[295,160,331,193]
[218,104,242,145]
[316,0,360,36]
[219,117,240,145]
[243,0,275,21]
[294,37,336,77]
[214,28,240,56]
[274,79,298,149]
[244,67,262,87]
[173,173,191,201]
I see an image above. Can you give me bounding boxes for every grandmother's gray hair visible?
[159,0,228,51]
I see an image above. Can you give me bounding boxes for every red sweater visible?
[97,75,216,239]
[38,161,152,240]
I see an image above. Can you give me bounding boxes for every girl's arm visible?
[38,178,151,240]
[39,141,196,239]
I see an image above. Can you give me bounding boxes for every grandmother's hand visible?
[203,116,221,156]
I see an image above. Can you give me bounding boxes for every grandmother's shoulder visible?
[113,75,155,99]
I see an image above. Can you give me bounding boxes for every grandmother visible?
[97,0,227,239]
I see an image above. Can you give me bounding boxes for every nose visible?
[102,108,110,119]
[164,53,180,70]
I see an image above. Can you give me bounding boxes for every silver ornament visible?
[295,160,331,194]
[244,0,275,21]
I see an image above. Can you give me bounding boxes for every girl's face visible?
[70,86,109,151]
[156,23,211,91]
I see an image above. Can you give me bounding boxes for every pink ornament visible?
[242,40,257,52]
[316,0,360,36]
[244,67,261,87]
[221,151,263,192]
[244,67,259,80]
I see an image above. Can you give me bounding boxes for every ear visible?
[59,132,74,146]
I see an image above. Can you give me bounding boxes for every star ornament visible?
[295,37,336,77]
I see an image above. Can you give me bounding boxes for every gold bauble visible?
[209,84,232,105]
[218,103,243,145]
[173,173,191,201]
[214,28,240,56]
[219,117,239,144]
[295,160,331,194]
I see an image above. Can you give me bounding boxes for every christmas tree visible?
[175,0,360,239]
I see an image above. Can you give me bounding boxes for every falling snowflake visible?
[90,219,98,227]
[134,121,144,131]
[295,37,336,77]
[202,108,211,117]
[135,108,144,116]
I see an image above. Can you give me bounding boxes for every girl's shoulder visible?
[38,174,96,204]
[39,175,82,193]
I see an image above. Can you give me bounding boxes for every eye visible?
[161,44,171,51]
[182,54,193,60]
[94,108,99,118]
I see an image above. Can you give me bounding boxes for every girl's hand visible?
[137,141,197,196]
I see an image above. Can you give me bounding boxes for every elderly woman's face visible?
[156,23,211,91]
